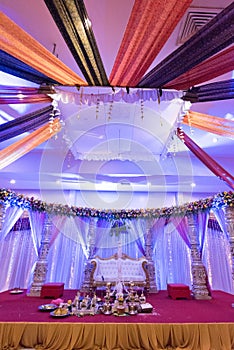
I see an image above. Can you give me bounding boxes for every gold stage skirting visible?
[1,322,234,350]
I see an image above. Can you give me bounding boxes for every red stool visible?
[41,282,64,298]
[167,283,191,300]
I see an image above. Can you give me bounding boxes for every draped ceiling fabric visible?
[138,2,234,88]
[109,0,193,87]
[0,50,60,85]
[0,105,54,143]
[182,110,234,138]
[0,86,52,104]
[0,118,61,170]
[177,128,234,190]
[0,11,87,86]
[165,46,234,91]
[183,79,234,103]
[44,0,109,86]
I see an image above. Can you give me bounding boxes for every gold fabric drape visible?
[0,322,234,350]
[182,110,234,138]
[0,118,61,170]
[44,0,109,86]
[0,12,87,86]
[109,0,192,87]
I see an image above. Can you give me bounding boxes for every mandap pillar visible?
[224,206,234,287]
[28,213,53,296]
[145,219,158,293]
[187,213,211,299]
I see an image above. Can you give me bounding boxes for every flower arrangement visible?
[0,188,234,220]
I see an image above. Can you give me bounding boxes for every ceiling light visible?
[10,179,16,184]
[212,137,218,143]
[191,182,196,188]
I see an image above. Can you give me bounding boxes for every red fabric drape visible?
[165,46,234,90]
[109,0,192,87]
[177,128,234,190]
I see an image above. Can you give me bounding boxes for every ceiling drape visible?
[138,2,234,88]
[183,79,234,103]
[0,50,59,85]
[0,85,52,104]
[177,128,234,190]
[0,118,61,170]
[0,11,87,86]
[0,105,54,143]
[166,46,234,90]
[182,110,234,138]
[44,0,109,86]
[109,0,192,87]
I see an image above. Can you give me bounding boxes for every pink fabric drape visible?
[0,118,61,170]
[0,12,87,86]
[166,46,234,90]
[109,0,192,87]
[177,128,234,190]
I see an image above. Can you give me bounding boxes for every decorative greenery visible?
[0,188,233,220]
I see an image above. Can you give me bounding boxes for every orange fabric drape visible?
[0,118,61,170]
[165,45,234,90]
[182,110,234,138]
[109,0,192,87]
[0,12,87,86]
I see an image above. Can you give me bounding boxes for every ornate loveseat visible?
[90,253,150,291]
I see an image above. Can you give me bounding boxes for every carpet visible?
[0,289,233,323]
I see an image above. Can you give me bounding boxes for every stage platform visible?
[0,289,234,349]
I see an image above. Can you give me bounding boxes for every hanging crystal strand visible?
[96,96,100,119]
[144,219,158,293]
[0,203,6,233]
[107,93,114,121]
[81,217,97,294]
[187,111,194,135]
[140,97,144,120]
[28,213,53,296]
[224,206,234,290]
[187,213,211,299]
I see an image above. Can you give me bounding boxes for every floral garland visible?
[0,188,233,220]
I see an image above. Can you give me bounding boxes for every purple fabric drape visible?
[138,2,234,88]
[169,216,190,248]
[0,105,53,142]
[198,211,209,253]
[177,128,234,190]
